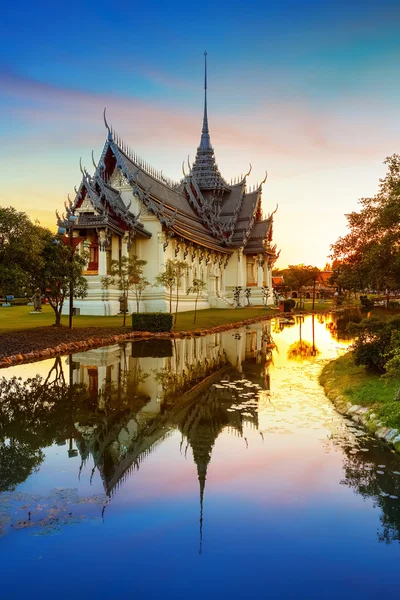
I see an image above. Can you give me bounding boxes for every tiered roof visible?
[67,54,277,260]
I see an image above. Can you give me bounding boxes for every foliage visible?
[331,154,400,292]
[33,232,88,326]
[283,298,296,312]
[360,295,375,309]
[172,260,188,325]
[187,278,207,324]
[330,262,366,296]
[154,259,177,314]
[102,255,149,326]
[348,315,400,374]
[132,312,173,332]
[282,264,320,308]
[0,206,48,297]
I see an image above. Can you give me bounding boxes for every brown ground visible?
[0,326,130,359]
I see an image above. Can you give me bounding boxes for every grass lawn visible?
[0,304,128,331]
[0,300,337,334]
[320,352,400,432]
[0,304,276,333]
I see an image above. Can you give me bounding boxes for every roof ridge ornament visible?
[91,150,97,170]
[244,164,252,178]
[103,108,112,140]
[260,170,268,186]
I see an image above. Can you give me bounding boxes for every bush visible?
[284,299,296,312]
[132,312,173,332]
[360,295,374,309]
[349,315,400,373]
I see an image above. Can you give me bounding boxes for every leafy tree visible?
[330,262,366,299]
[0,206,47,297]
[187,278,207,324]
[331,154,400,300]
[348,315,400,373]
[154,259,177,315]
[282,265,320,308]
[34,232,88,326]
[102,255,149,326]
[173,260,188,325]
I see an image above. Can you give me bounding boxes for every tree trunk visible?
[312,279,317,310]
[175,286,179,325]
[123,291,127,327]
[54,309,62,327]
[194,294,198,324]
[169,287,172,313]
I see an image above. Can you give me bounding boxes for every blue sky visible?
[1,0,400,266]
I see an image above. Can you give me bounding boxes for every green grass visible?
[320,352,400,430]
[0,304,128,331]
[0,304,277,333]
[0,300,336,334]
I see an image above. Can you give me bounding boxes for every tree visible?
[154,259,177,315]
[102,255,149,326]
[34,232,88,326]
[282,265,320,308]
[0,206,48,297]
[331,154,400,301]
[173,260,188,325]
[187,278,207,324]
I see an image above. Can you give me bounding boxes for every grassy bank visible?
[320,352,400,448]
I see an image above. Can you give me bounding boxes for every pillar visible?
[257,258,264,287]
[237,248,244,287]
[98,230,107,276]
[111,235,120,262]
[121,233,129,260]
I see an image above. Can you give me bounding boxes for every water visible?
[1,313,400,599]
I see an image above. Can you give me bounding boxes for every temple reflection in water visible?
[69,322,273,498]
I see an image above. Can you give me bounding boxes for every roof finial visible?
[199,51,212,152]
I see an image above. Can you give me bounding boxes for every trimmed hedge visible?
[284,299,296,312]
[132,312,173,332]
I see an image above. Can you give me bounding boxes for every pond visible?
[1,312,400,599]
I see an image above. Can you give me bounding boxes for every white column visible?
[111,235,120,262]
[237,248,243,287]
[257,257,264,287]
[121,233,129,260]
[98,230,107,276]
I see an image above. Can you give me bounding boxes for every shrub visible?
[349,315,400,373]
[360,295,374,309]
[284,299,296,312]
[132,312,173,332]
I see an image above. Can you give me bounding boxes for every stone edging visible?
[0,315,272,370]
[321,366,400,451]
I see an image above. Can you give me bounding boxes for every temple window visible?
[246,256,257,286]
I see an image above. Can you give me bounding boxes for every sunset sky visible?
[1,0,399,267]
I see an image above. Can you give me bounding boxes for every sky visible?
[1,0,400,268]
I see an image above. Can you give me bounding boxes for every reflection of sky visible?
[2,1,400,266]
[1,314,400,597]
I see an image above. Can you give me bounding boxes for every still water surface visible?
[1,312,400,599]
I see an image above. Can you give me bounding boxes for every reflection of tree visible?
[0,354,149,492]
[340,445,400,544]
[287,340,320,361]
[287,316,320,361]
[0,441,43,493]
[325,309,361,341]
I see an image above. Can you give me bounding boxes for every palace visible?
[60,55,278,315]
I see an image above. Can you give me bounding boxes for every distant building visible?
[58,55,278,315]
